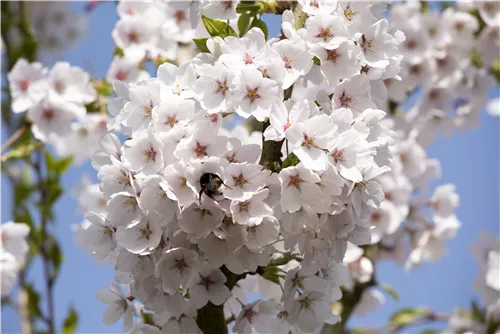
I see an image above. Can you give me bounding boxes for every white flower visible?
[96,283,135,331]
[115,213,163,255]
[223,163,269,201]
[107,192,143,227]
[157,62,196,98]
[232,67,279,121]
[331,74,376,115]
[351,165,390,217]
[155,247,199,294]
[272,38,313,89]
[1,252,19,297]
[194,63,235,113]
[309,41,362,85]
[28,94,85,143]
[287,291,340,332]
[188,266,231,308]
[279,164,327,213]
[264,100,313,142]
[357,19,399,69]
[82,213,116,260]
[47,62,96,104]
[202,0,239,20]
[112,15,157,55]
[305,13,348,48]
[123,129,164,175]
[162,315,202,334]
[152,93,194,132]
[1,221,30,264]
[138,176,179,224]
[327,129,367,183]
[430,184,459,221]
[405,216,461,270]
[299,0,338,16]
[179,203,224,239]
[7,58,47,113]
[233,300,280,334]
[230,189,274,226]
[353,288,385,316]
[286,114,337,171]
[121,79,161,133]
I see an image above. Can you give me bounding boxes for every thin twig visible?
[0,124,28,153]
[33,150,55,334]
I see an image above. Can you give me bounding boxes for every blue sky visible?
[1,3,499,333]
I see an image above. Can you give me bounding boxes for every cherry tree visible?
[1,1,499,334]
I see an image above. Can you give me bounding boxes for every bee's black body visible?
[199,173,231,203]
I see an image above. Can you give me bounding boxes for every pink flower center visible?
[232,173,247,187]
[128,31,139,43]
[361,34,373,52]
[165,114,177,127]
[215,79,228,94]
[326,49,340,63]
[42,108,55,121]
[194,142,208,157]
[115,70,128,81]
[301,134,315,149]
[339,92,352,107]
[283,56,293,69]
[174,10,187,23]
[221,1,233,10]
[19,80,30,92]
[310,0,319,8]
[315,27,334,41]
[282,120,292,132]
[143,147,157,162]
[54,80,65,93]
[288,175,302,190]
[243,52,254,65]
[371,211,382,222]
[245,87,260,102]
[331,148,345,162]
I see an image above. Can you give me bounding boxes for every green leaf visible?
[236,2,263,15]
[471,300,486,323]
[25,284,43,319]
[379,283,399,302]
[420,330,438,334]
[45,151,73,176]
[193,38,210,53]
[469,48,483,68]
[486,317,500,334]
[260,266,282,285]
[49,238,63,279]
[2,141,41,162]
[113,47,125,58]
[282,152,300,168]
[491,58,500,84]
[390,308,428,327]
[94,80,114,97]
[249,17,268,40]
[313,56,321,65]
[201,15,237,38]
[62,306,78,334]
[238,13,251,37]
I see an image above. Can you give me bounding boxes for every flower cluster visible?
[72,2,412,332]
[0,221,30,297]
[386,1,497,141]
[7,59,107,163]
[6,1,87,53]
[108,1,242,84]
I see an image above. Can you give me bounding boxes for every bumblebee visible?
[199,173,232,203]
